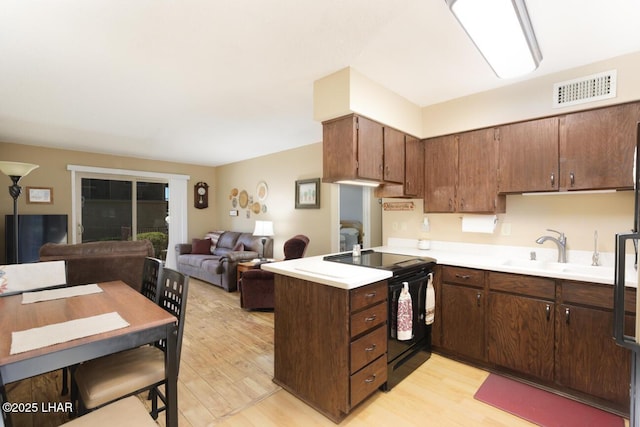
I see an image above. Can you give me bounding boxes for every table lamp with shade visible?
[0,161,39,264]
[253,220,274,261]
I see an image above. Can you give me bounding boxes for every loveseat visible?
[39,240,155,292]
[175,231,273,292]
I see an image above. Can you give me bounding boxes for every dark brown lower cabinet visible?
[488,293,555,382]
[440,267,486,362]
[556,280,636,411]
[437,267,636,415]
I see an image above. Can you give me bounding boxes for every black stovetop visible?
[323,250,436,272]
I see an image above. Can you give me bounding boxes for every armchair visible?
[239,234,309,310]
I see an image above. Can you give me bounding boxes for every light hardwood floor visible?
[6,278,631,426]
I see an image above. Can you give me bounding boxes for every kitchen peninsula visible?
[262,255,393,423]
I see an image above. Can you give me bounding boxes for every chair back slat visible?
[156,267,189,371]
[140,257,163,303]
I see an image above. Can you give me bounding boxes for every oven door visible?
[388,270,428,362]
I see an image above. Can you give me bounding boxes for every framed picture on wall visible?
[295,178,320,209]
[26,187,53,204]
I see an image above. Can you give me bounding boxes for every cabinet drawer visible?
[350,301,386,338]
[351,281,387,312]
[561,281,636,313]
[489,272,555,300]
[350,324,387,374]
[442,266,484,288]
[350,355,387,408]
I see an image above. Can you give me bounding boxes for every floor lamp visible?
[253,220,274,261]
[0,161,39,264]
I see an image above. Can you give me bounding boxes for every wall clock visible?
[194,182,209,209]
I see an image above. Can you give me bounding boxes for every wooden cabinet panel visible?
[350,301,386,338]
[498,117,559,193]
[350,325,386,374]
[556,304,631,407]
[424,134,458,212]
[357,116,384,181]
[458,128,505,213]
[350,280,387,312]
[404,135,423,196]
[442,266,484,288]
[489,272,555,300]
[322,115,358,183]
[559,102,639,191]
[441,282,485,361]
[350,355,387,406]
[383,127,405,183]
[488,292,555,381]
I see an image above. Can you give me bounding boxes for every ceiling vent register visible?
[553,70,617,108]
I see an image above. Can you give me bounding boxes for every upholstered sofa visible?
[175,231,273,292]
[39,240,155,292]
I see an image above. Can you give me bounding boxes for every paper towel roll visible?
[461,214,498,233]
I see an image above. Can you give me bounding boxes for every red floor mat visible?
[474,374,625,427]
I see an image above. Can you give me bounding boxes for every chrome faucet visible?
[536,229,567,263]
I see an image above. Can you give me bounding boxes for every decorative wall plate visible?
[251,202,261,214]
[256,181,268,201]
[238,190,249,208]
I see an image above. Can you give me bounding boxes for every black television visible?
[5,214,68,264]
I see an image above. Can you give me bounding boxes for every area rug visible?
[474,374,625,427]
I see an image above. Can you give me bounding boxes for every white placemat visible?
[10,312,130,355]
[22,284,102,304]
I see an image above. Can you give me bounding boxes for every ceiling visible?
[2,0,640,167]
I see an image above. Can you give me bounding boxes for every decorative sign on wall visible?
[382,201,415,211]
[229,181,269,218]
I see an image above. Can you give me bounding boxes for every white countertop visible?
[262,239,638,289]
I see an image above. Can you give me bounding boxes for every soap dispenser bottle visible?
[397,282,413,341]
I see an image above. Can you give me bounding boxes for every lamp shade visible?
[0,161,39,178]
[446,0,542,79]
[253,220,274,237]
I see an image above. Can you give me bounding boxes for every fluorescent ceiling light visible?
[446,0,542,79]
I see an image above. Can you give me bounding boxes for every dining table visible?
[0,280,178,427]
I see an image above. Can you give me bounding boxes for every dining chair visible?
[140,256,163,303]
[71,267,189,419]
[60,396,156,427]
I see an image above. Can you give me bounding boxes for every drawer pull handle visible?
[476,292,481,307]
[455,274,471,280]
[565,307,570,324]
[364,374,377,384]
[365,344,377,352]
[546,304,551,321]
[364,314,377,322]
[364,292,377,298]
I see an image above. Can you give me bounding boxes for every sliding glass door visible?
[79,176,169,258]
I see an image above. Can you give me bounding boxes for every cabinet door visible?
[357,116,384,181]
[383,127,405,184]
[488,293,554,381]
[404,135,423,196]
[323,115,358,182]
[559,102,639,191]
[424,135,458,212]
[441,283,485,361]
[458,128,504,213]
[556,304,630,406]
[498,118,559,193]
